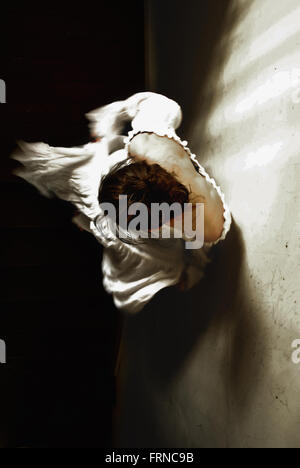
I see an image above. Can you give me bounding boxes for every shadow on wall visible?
[123,0,268,412]
[118,218,270,448]
[123,218,267,415]
[116,1,273,447]
[147,0,268,399]
[148,0,252,139]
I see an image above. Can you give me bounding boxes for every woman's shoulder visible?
[128,131,188,161]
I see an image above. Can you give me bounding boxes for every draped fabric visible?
[11,92,231,313]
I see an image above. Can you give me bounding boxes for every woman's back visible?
[128,132,226,242]
[10,91,231,313]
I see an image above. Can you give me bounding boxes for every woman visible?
[12,92,231,313]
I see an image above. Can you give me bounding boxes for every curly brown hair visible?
[98,160,190,230]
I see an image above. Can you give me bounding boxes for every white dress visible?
[11,92,232,314]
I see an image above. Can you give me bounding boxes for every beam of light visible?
[235,68,300,114]
[200,2,300,137]
[243,142,284,170]
[221,140,285,235]
[239,5,300,70]
[204,60,300,138]
[226,140,284,174]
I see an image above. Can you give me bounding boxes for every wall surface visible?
[115,0,300,448]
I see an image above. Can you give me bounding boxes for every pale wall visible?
[115,0,300,448]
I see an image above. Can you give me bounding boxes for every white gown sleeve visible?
[9,92,186,314]
[10,91,227,314]
[131,92,182,132]
[85,91,182,139]
[11,139,111,219]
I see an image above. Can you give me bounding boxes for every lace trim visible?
[124,127,232,247]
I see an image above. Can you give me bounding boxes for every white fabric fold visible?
[11,91,231,313]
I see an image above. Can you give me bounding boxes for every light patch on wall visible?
[203,61,300,139]
[243,142,283,169]
[225,140,284,174]
[235,69,300,114]
[222,141,284,234]
[243,5,300,69]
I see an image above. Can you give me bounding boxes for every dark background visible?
[0,2,145,448]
